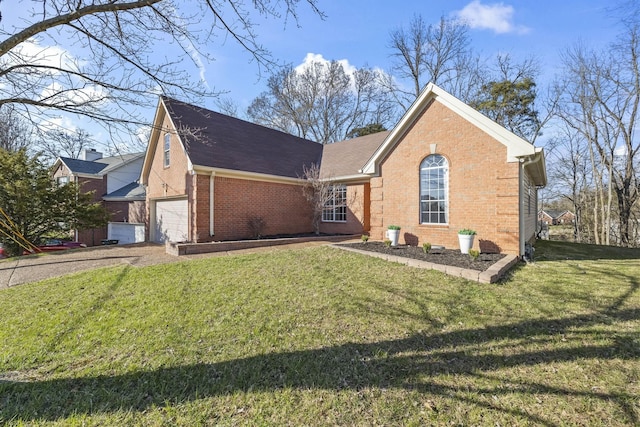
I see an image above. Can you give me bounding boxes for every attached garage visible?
[108,222,146,244]
[153,198,188,243]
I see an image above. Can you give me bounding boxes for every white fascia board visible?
[140,97,166,185]
[192,165,305,185]
[322,173,371,184]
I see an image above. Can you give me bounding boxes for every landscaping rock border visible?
[333,244,519,283]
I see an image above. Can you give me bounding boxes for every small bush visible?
[458,228,477,235]
[361,234,369,242]
[422,242,431,253]
[384,239,392,247]
[469,249,480,260]
[247,216,266,239]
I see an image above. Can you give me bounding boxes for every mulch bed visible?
[340,242,506,272]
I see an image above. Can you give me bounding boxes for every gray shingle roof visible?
[59,157,108,175]
[320,131,390,179]
[60,152,144,176]
[103,182,146,200]
[162,96,323,179]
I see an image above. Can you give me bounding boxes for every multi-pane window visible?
[163,133,171,167]
[56,176,69,186]
[420,154,448,224]
[322,184,347,222]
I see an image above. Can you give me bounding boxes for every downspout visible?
[210,171,215,236]
[519,155,538,258]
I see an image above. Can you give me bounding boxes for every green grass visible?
[1,241,639,426]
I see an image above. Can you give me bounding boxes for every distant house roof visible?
[320,131,390,179]
[58,157,109,175]
[161,96,323,179]
[540,209,574,219]
[103,182,146,201]
[57,152,145,177]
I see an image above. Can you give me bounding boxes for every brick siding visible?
[193,175,314,242]
[369,101,521,254]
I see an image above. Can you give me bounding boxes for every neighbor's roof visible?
[320,131,390,179]
[540,209,572,219]
[161,96,323,179]
[102,181,146,201]
[57,153,144,177]
[58,157,108,175]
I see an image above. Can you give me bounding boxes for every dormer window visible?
[163,133,170,167]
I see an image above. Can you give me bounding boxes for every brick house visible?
[538,209,576,225]
[52,150,146,245]
[140,83,546,256]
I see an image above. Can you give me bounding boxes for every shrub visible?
[387,225,401,230]
[247,216,266,239]
[422,242,431,253]
[458,228,477,235]
[469,249,480,260]
[361,234,369,242]
[384,239,392,247]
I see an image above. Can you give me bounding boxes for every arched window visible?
[420,154,448,224]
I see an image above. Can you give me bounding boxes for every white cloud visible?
[454,1,529,34]
[295,53,357,76]
[7,38,79,72]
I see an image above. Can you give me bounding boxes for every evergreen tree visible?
[0,149,109,256]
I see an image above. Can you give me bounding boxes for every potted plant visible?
[387,225,401,246]
[458,228,476,254]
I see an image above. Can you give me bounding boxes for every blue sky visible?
[0,0,626,150]
[209,0,619,106]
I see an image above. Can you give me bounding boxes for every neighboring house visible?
[51,149,146,245]
[141,83,547,256]
[538,209,576,225]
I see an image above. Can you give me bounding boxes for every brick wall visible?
[319,183,369,235]
[193,175,314,242]
[76,176,108,246]
[105,200,146,223]
[370,100,521,255]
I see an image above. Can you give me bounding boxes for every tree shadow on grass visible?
[536,240,640,261]
[1,306,638,425]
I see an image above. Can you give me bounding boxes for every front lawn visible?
[1,241,639,426]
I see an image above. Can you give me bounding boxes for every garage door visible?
[108,222,146,244]
[154,199,188,243]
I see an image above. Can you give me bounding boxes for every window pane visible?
[419,155,448,224]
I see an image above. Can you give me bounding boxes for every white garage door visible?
[108,222,146,244]
[154,198,188,243]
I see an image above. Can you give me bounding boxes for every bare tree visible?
[39,128,94,161]
[0,106,34,152]
[300,163,333,235]
[0,0,323,150]
[558,25,640,247]
[388,15,481,108]
[546,123,593,243]
[247,59,396,144]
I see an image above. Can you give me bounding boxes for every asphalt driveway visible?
[0,239,341,290]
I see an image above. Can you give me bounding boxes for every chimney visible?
[81,148,103,161]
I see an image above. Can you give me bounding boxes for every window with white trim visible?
[163,133,171,167]
[420,154,448,224]
[322,184,347,222]
[56,176,69,186]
